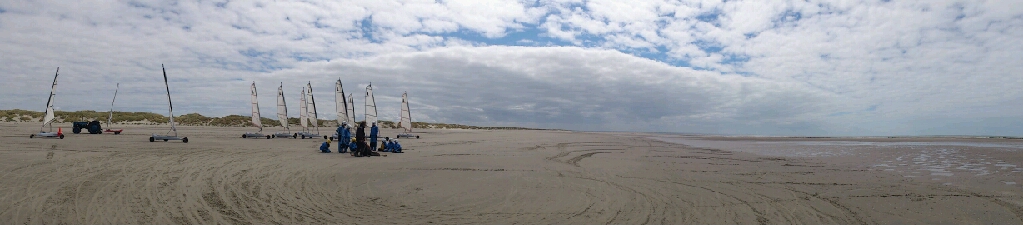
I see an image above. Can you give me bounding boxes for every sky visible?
[1,0,1021,136]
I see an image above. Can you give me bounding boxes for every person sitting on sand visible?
[349,138,358,153]
[384,139,395,152]
[380,137,391,152]
[319,139,331,153]
[391,140,402,153]
[336,122,351,153]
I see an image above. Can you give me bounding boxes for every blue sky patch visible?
[829,112,852,117]
[696,10,722,24]
[777,10,803,24]
[127,1,148,8]
[358,17,379,43]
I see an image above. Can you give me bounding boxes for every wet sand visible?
[1,122,1022,224]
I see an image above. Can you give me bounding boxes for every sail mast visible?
[406,93,412,132]
[364,83,377,126]
[336,79,347,125]
[347,94,355,126]
[307,82,319,133]
[299,88,308,130]
[400,92,412,133]
[277,83,289,132]
[371,86,377,125]
[107,83,119,128]
[42,67,58,132]
[250,82,262,132]
[162,64,177,136]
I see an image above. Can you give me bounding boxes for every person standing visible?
[355,122,367,157]
[369,122,379,152]
[336,122,351,153]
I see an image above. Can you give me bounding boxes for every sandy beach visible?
[2,122,1023,224]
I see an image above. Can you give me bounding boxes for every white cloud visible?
[273,47,833,133]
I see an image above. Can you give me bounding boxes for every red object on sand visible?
[57,128,63,135]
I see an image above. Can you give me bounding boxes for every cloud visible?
[0,0,1021,136]
[273,47,832,134]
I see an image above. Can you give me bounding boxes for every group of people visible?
[381,138,402,152]
[319,121,401,155]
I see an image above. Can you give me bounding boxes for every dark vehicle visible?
[72,121,103,134]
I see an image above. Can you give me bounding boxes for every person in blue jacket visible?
[379,137,391,152]
[319,139,332,153]
[369,122,379,152]
[379,140,388,152]
[349,138,358,153]
[391,140,402,153]
[336,122,351,153]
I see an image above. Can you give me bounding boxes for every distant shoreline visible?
[0,109,548,131]
[592,131,1023,140]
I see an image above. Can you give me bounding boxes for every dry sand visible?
[2,122,1022,224]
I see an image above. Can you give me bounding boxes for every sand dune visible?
[1,122,1021,224]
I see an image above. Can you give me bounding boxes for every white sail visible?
[400,92,412,133]
[276,83,289,130]
[107,83,119,127]
[299,88,308,129]
[250,82,262,131]
[347,94,355,126]
[162,64,177,136]
[306,82,319,130]
[41,68,58,130]
[335,79,347,125]
[365,83,377,126]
